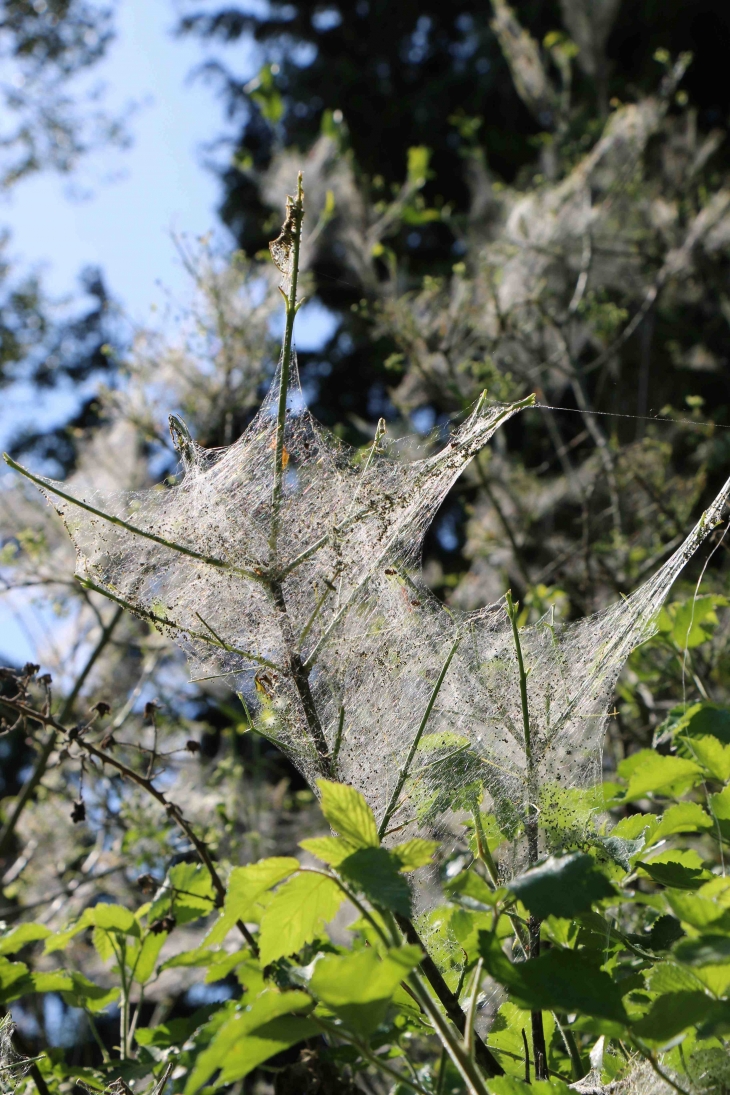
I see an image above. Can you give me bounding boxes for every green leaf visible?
[446,868,503,908]
[149,863,217,925]
[63,972,120,1013]
[136,1007,216,1048]
[184,990,314,1093]
[679,734,730,782]
[647,961,703,994]
[316,780,379,848]
[656,596,727,649]
[390,839,439,871]
[666,891,727,929]
[508,853,615,919]
[0,923,51,955]
[490,1080,571,1095]
[338,847,412,917]
[618,751,702,800]
[309,945,422,1034]
[674,934,730,966]
[636,861,709,890]
[91,903,140,936]
[299,836,358,866]
[205,857,299,945]
[407,145,431,186]
[132,931,167,984]
[663,701,730,745]
[650,802,713,844]
[0,958,29,993]
[258,872,345,965]
[478,932,627,1022]
[632,990,716,1041]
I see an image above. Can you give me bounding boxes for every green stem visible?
[0,604,123,860]
[270,172,304,561]
[553,1012,587,1081]
[471,801,500,887]
[393,913,503,1078]
[406,971,491,1095]
[378,636,461,839]
[505,590,547,1081]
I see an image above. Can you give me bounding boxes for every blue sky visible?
[0,1,336,664]
[6,0,248,322]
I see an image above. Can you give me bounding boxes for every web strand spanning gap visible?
[533,402,730,431]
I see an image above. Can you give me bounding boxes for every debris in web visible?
[5,189,730,906]
[0,1015,36,1094]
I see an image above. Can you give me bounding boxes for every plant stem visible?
[3,455,261,582]
[270,171,304,561]
[394,913,503,1077]
[505,590,547,1080]
[378,636,461,839]
[553,1012,587,1080]
[406,971,491,1095]
[0,605,123,861]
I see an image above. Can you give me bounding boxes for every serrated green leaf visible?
[309,945,422,1034]
[132,930,166,984]
[299,836,358,866]
[618,751,702,801]
[258,872,345,965]
[390,838,439,871]
[446,868,502,908]
[316,779,379,848]
[184,990,314,1093]
[647,961,703,994]
[338,847,412,917]
[679,734,730,782]
[205,857,299,945]
[90,903,139,936]
[632,990,715,1041]
[666,891,726,930]
[479,932,627,1022]
[659,701,730,745]
[637,860,709,890]
[509,853,615,919]
[650,802,713,844]
[0,923,51,955]
[63,972,120,1013]
[490,1079,570,1095]
[148,863,217,926]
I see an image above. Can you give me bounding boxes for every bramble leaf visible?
[618,751,702,800]
[390,838,439,871]
[338,847,412,917]
[205,857,299,945]
[299,836,358,866]
[316,779,379,848]
[258,872,345,964]
[479,932,627,1022]
[0,923,51,955]
[632,990,716,1041]
[508,853,615,919]
[184,990,315,1093]
[309,945,422,1034]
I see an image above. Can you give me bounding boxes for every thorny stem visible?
[378,637,461,839]
[0,693,259,955]
[270,171,304,561]
[505,590,547,1081]
[0,605,124,861]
